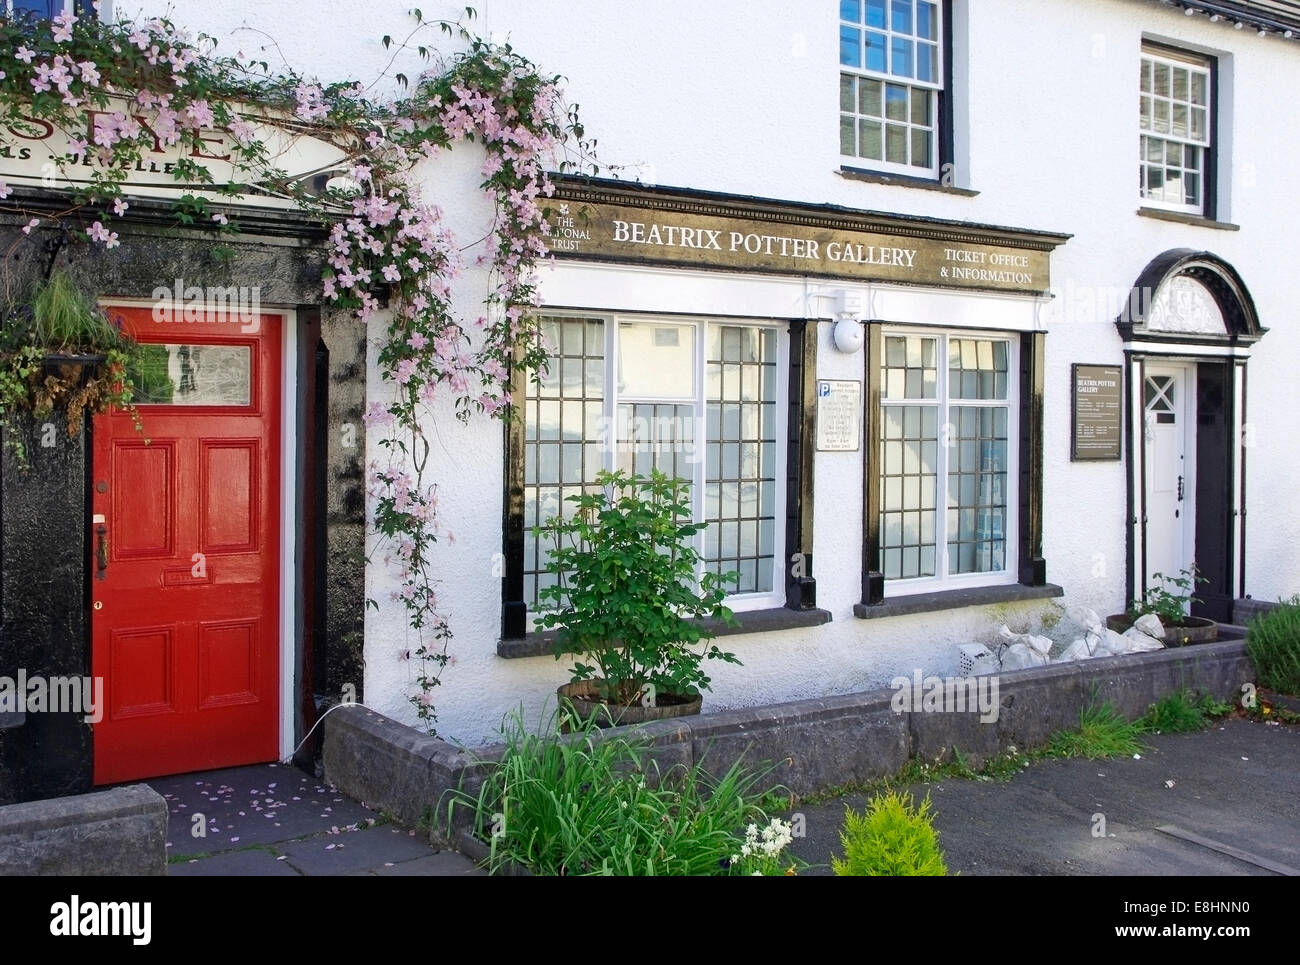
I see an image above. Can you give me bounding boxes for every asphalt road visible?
[789,716,1299,876]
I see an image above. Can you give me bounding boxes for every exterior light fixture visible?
[833,290,865,354]
[833,319,864,353]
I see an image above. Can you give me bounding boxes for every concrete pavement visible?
[149,763,482,876]
[788,716,1299,875]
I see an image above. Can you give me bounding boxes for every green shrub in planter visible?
[1131,565,1205,626]
[1246,596,1300,696]
[832,790,949,877]
[535,468,740,708]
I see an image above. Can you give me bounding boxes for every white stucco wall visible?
[131,0,1300,743]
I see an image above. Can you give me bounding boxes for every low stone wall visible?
[0,784,167,875]
[323,640,1255,846]
[1233,597,1282,625]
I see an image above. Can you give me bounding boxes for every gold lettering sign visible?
[547,197,1055,294]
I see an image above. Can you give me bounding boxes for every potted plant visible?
[535,468,741,727]
[1106,565,1218,646]
[0,270,145,467]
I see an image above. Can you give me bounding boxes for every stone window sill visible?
[497,606,834,659]
[853,583,1063,620]
[1137,207,1239,231]
[838,166,979,197]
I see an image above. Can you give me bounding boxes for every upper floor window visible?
[839,0,944,177]
[3,1,100,21]
[1140,44,1213,216]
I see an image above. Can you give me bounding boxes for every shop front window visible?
[878,331,1016,594]
[520,314,786,614]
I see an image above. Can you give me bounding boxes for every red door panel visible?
[92,307,282,784]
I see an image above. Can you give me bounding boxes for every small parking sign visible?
[816,380,861,451]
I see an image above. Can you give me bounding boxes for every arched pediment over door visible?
[1115,249,1265,624]
[1116,248,1265,347]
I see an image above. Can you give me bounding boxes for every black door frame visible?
[1116,250,1263,620]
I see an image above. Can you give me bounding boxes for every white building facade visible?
[3,0,1294,786]
[347,0,1294,744]
[346,0,1293,744]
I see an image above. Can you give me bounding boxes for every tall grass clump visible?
[1246,597,1300,696]
[452,708,796,876]
[1046,700,1146,759]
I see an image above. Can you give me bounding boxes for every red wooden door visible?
[92,307,281,784]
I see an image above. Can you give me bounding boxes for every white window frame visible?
[1140,44,1213,216]
[523,311,789,621]
[839,0,945,178]
[879,327,1019,598]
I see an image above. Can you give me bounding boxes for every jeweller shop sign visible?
[0,104,348,209]
[548,198,1053,294]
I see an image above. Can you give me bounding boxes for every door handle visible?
[95,522,109,580]
[1177,475,1184,501]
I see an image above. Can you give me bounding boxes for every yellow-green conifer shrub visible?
[832,790,949,876]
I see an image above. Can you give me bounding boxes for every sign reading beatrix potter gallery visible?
[1071,364,1123,461]
[816,380,862,452]
[547,196,1054,294]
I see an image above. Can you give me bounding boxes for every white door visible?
[1143,363,1195,599]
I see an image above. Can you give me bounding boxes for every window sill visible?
[1137,207,1239,231]
[853,582,1063,620]
[497,606,834,659]
[838,166,979,197]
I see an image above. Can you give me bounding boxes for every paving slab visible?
[148,762,478,876]
[151,763,376,856]
[790,717,1299,876]
[168,846,302,877]
[371,852,483,876]
[277,824,444,875]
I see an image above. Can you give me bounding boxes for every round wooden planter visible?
[1105,613,1219,647]
[557,679,702,730]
